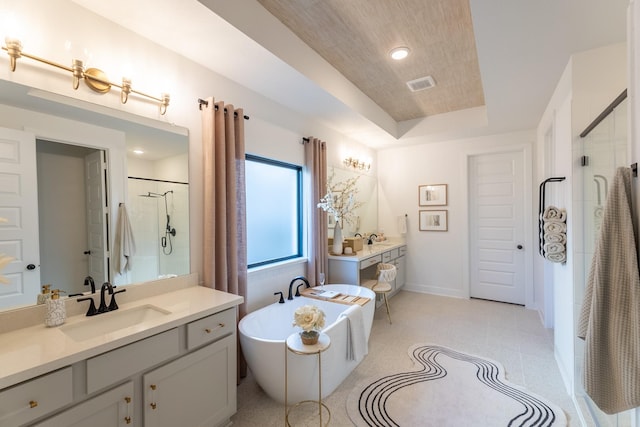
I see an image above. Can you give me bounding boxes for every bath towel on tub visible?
[578,167,640,414]
[340,304,368,362]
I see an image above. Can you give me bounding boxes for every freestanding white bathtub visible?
[239,284,375,404]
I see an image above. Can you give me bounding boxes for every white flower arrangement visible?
[317,171,363,227]
[292,304,326,332]
[0,217,13,284]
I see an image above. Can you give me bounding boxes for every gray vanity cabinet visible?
[143,334,235,427]
[328,245,407,296]
[33,382,134,427]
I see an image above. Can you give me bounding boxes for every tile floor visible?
[230,290,580,426]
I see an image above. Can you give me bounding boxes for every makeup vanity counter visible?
[328,240,406,297]
[0,275,243,427]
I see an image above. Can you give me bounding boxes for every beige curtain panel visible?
[305,137,328,285]
[201,97,248,377]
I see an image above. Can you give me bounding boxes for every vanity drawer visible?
[382,251,392,262]
[187,308,236,350]
[87,328,179,394]
[0,367,72,426]
[399,245,407,256]
[360,254,382,270]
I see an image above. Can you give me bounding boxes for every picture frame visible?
[418,184,447,206]
[419,210,448,231]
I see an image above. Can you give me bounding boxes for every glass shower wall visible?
[577,97,629,426]
[127,178,190,284]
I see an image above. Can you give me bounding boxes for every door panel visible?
[0,128,40,307]
[85,150,108,283]
[469,150,525,304]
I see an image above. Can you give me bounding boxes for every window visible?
[245,154,302,268]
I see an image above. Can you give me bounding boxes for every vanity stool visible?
[362,262,397,324]
[285,332,331,426]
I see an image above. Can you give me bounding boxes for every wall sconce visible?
[2,37,170,115]
[343,157,371,171]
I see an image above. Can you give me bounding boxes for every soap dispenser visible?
[45,289,66,327]
[37,284,52,305]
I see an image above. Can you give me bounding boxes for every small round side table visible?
[285,332,331,426]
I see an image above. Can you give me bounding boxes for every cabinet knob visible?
[29,400,38,409]
[124,396,131,403]
[125,416,132,424]
[150,402,157,410]
[150,384,157,390]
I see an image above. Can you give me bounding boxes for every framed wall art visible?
[418,184,447,206]
[419,210,448,231]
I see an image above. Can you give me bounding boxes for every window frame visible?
[245,153,303,269]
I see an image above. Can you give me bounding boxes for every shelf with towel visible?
[538,177,566,261]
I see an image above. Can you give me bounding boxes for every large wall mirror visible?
[328,166,377,238]
[0,80,190,312]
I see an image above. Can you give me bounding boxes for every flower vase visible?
[332,221,343,255]
[300,330,319,345]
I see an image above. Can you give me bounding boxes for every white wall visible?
[377,130,536,300]
[535,43,627,403]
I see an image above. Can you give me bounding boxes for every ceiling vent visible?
[406,75,436,92]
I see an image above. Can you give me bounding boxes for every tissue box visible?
[343,237,363,252]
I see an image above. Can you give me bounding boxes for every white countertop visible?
[328,240,406,262]
[0,286,243,389]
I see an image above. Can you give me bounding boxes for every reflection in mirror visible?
[328,166,377,238]
[0,80,189,312]
[127,174,189,283]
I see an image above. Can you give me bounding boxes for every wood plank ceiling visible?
[257,0,485,122]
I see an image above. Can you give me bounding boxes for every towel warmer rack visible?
[538,177,566,256]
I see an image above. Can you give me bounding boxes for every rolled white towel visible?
[545,251,566,263]
[594,206,604,218]
[544,221,566,234]
[544,242,565,254]
[544,232,567,245]
[543,206,567,222]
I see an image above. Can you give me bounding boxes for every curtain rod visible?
[197,98,249,120]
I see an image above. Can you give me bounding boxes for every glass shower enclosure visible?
[577,92,629,426]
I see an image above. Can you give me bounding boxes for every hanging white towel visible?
[397,215,408,235]
[113,203,136,274]
[339,304,368,362]
[577,167,640,414]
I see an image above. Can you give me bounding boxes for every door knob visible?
[26,264,36,270]
[516,245,523,250]
[83,250,91,255]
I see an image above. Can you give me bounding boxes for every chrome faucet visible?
[288,276,309,300]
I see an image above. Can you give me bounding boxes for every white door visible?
[0,128,40,308]
[469,150,526,304]
[85,150,108,283]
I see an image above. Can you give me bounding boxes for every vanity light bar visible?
[2,37,170,115]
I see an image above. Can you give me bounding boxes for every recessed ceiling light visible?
[390,47,410,60]
[133,149,144,155]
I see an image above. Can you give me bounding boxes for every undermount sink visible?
[373,242,394,247]
[61,304,171,341]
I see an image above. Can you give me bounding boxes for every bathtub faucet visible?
[288,276,309,300]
